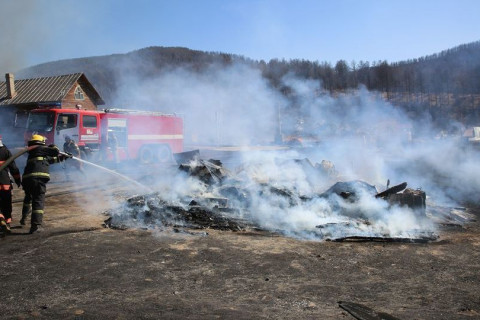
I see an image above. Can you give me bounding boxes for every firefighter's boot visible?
[5,218,11,233]
[29,224,42,234]
[20,206,31,226]
[0,216,7,236]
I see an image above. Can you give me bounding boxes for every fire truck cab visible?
[25,108,183,163]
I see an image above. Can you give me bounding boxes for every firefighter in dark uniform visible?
[108,131,119,167]
[20,134,71,234]
[63,135,84,180]
[0,135,21,235]
[63,136,80,157]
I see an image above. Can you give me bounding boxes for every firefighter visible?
[0,135,21,235]
[108,131,119,167]
[20,134,71,234]
[63,135,84,181]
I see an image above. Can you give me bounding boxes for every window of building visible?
[74,86,85,100]
[83,115,97,128]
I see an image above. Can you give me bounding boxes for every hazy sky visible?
[1,0,480,73]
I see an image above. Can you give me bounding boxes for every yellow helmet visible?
[29,134,46,145]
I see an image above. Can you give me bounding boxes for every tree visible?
[334,60,349,91]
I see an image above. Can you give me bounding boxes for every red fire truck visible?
[24,108,183,163]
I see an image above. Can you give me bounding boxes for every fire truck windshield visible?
[27,112,55,132]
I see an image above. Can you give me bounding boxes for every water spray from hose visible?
[68,156,152,192]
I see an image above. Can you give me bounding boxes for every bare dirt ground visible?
[1,168,480,320]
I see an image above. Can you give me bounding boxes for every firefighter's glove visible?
[59,154,69,162]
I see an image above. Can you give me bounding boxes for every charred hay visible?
[178,159,231,185]
[104,192,255,231]
[103,157,469,242]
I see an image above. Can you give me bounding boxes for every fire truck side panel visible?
[26,108,183,163]
[99,114,128,162]
[78,111,101,147]
[126,113,184,153]
[100,112,183,162]
[54,111,80,146]
[25,109,101,148]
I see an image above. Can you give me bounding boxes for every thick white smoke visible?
[0,0,77,76]
[112,63,284,146]
[231,149,435,240]
[103,61,477,240]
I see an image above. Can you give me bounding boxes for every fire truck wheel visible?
[139,146,155,164]
[156,145,172,163]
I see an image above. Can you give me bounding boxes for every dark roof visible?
[0,73,104,106]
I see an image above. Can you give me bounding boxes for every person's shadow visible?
[6,225,31,235]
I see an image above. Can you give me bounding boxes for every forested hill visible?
[17,47,258,104]
[17,41,480,125]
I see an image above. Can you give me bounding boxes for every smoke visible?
[0,0,101,77]
[270,75,480,206]
[112,63,284,146]
[0,0,50,75]
[100,60,479,240]
[0,0,89,146]
[0,1,38,139]
[229,149,435,240]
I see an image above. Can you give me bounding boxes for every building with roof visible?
[0,72,104,146]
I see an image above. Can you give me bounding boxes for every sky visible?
[1,0,480,74]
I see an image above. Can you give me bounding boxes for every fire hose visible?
[2,146,149,192]
[0,146,74,173]
[59,151,74,162]
[0,145,40,172]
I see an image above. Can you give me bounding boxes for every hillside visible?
[16,41,480,128]
[17,47,254,105]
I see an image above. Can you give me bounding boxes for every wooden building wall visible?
[61,80,98,110]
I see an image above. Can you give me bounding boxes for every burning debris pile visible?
[103,153,469,242]
[104,158,258,232]
[316,180,435,242]
[104,192,254,231]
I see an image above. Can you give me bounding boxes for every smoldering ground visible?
[96,61,480,240]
